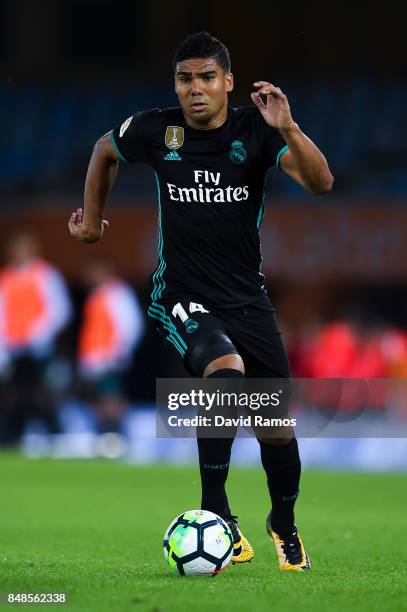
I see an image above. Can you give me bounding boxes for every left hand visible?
[251,82,295,130]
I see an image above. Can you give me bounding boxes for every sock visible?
[198,436,234,516]
[259,437,301,534]
[198,368,243,517]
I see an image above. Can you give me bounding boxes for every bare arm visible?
[251,81,334,195]
[278,124,333,194]
[68,133,120,242]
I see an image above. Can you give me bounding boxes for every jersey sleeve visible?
[110,110,152,163]
[256,115,289,170]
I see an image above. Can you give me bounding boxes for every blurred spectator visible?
[305,320,407,379]
[309,321,373,378]
[0,231,72,444]
[77,255,144,433]
[379,328,407,377]
[288,318,407,414]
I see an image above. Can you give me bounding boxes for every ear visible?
[225,72,234,93]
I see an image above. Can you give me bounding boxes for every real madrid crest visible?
[229,140,247,164]
[165,126,184,150]
[185,318,199,334]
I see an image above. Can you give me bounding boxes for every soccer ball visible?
[163,509,234,576]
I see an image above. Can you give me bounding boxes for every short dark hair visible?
[173,31,231,73]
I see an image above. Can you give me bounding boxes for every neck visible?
[184,104,228,130]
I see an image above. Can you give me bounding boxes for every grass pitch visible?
[1,453,406,612]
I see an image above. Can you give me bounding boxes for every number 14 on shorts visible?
[172,302,209,322]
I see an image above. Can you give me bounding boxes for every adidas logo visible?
[164,151,182,161]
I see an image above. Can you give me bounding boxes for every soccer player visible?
[69,32,333,571]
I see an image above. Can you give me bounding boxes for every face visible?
[175,58,233,125]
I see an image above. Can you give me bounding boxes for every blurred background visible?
[1,0,406,468]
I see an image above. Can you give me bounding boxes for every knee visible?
[186,329,242,377]
[204,354,245,377]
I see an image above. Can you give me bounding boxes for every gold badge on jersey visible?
[165,126,184,150]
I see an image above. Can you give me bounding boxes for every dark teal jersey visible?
[111,106,288,308]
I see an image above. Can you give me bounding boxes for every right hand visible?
[68,208,109,243]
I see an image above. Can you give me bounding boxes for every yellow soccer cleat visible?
[224,515,255,564]
[266,513,310,571]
